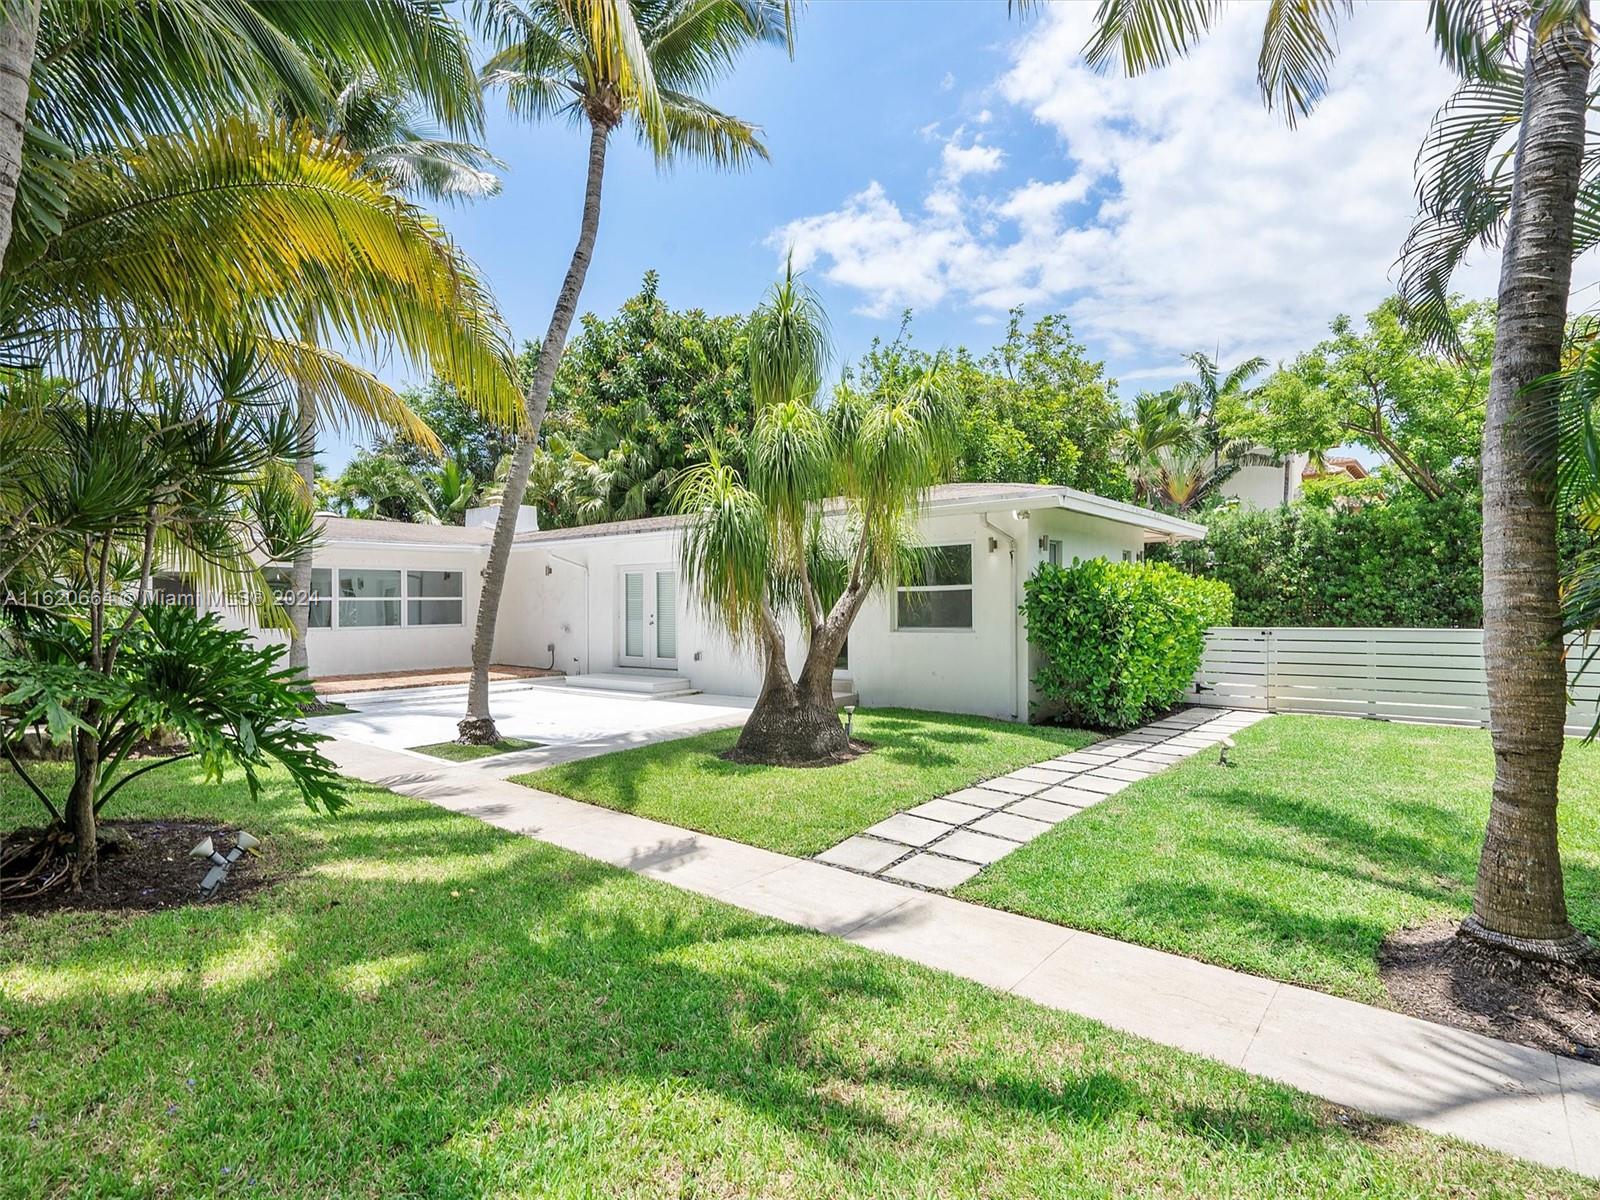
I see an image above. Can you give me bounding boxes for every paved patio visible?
[305,679,752,775]
[322,732,1600,1180]
[817,707,1269,889]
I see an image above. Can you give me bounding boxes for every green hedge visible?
[1156,495,1483,628]
[1023,559,1234,730]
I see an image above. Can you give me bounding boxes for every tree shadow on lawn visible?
[1,798,1423,1195]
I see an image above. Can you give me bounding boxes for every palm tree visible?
[283,64,507,686]
[0,117,519,602]
[457,0,792,743]
[1119,390,1203,506]
[675,267,960,764]
[1048,0,1593,959]
[2,0,480,275]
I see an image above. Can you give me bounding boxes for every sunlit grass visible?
[0,759,1589,1196]
[410,737,540,762]
[961,716,1600,1005]
[514,708,1097,856]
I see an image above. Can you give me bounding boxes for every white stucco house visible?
[227,482,1205,723]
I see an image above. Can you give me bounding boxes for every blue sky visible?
[336,1,1503,469]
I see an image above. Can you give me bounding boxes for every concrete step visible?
[561,671,699,698]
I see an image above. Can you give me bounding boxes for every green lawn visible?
[959,715,1600,1006]
[410,736,541,762]
[513,708,1097,857]
[1,763,1588,1197]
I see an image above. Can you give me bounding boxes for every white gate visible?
[1189,627,1599,736]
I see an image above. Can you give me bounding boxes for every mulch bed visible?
[0,820,276,919]
[1380,917,1600,1062]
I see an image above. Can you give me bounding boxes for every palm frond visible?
[1082,0,1225,78]
[1257,0,1352,127]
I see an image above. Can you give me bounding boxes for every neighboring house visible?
[1221,451,1371,509]
[222,482,1204,722]
[1219,450,1311,509]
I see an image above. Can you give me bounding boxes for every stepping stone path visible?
[816,706,1269,891]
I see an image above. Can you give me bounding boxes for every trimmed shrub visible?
[1156,494,1483,627]
[1024,559,1234,730]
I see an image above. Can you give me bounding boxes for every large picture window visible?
[896,543,973,629]
[407,569,463,626]
[338,568,401,628]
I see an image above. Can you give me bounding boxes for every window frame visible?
[260,565,332,630]
[405,568,464,628]
[893,541,976,632]
[336,567,403,630]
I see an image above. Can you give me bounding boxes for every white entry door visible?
[619,567,678,669]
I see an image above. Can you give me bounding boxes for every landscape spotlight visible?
[189,831,262,898]
[842,704,856,739]
[1217,736,1236,767]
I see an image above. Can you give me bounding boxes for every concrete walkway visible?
[323,734,1600,1180]
[817,707,1269,889]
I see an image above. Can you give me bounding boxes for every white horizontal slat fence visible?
[1190,627,1599,737]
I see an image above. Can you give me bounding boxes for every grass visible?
[959,715,1600,1006]
[513,708,1097,857]
[409,737,541,762]
[0,763,1589,1197]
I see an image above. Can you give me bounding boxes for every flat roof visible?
[313,485,1206,550]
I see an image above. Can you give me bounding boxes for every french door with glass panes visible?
[618,567,677,669]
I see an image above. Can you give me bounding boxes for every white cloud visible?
[940,137,1004,181]
[939,71,956,92]
[771,4,1508,376]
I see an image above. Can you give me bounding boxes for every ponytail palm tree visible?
[457,0,792,743]
[1046,0,1594,959]
[675,268,959,765]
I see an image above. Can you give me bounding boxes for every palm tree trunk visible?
[730,617,851,764]
[459,119,610,743]
[0,0,39,274]
[288,384,316,686]
[1465,9,1592,961]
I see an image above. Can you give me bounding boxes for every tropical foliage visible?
[847,309,1128,499]
[675,267,959,764]
[0,380,344,891]
[1160,494,1486,629]
[1024,558,1233,730]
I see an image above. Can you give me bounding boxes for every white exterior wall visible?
[498,530,788,696]
[220,541,489,677]
[1220,456,1306,509]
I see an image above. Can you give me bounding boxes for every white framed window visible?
[407,569,463,626]
[895,543,973,630]
[1047,539,1064,567]
[338,568,401,628]
[261,566,331,629]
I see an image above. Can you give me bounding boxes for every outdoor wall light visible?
[842,704,856,739]
[1217,737,1236,767]
[190,831,262,898]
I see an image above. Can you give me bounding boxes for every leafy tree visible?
[460,0,792,743]
[846,308,1128,498]
[1229,299,1494,500]
[380,377,522,488]
[675,267,958,764]
[1036,0,1595,961]
[321,448,441,522]
[0,377,342,889]
[532,270,752,526]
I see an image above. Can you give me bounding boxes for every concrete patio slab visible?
[1065,774,1128,795]
[863,812,952,847]
[943,786,1020,809]
[817,835,908,873]
[977,776,1049,797]
[971,811,1055,843]
[1008,796,1084,822]
[906,797,994,824]
[883,853,984,890]
[935,829,1021,864]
